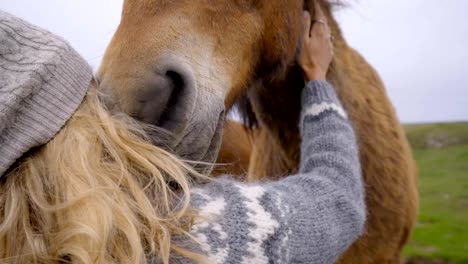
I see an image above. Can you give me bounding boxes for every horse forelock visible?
[235,0,342,130]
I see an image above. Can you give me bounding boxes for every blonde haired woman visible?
[0,10,365,264]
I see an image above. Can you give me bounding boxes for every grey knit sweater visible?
[0,11,365,264]
[167,81,366,264]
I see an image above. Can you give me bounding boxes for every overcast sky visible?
[1,0,467,123]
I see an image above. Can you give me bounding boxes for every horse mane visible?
[237,0,349,131]
[235,1,418,262]
[235,0,343,177]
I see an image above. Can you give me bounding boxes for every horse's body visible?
[213,120,252,176]
[98,1,419,263]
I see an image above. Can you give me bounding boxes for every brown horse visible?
[97,0,419,263]
[212,120,253,176]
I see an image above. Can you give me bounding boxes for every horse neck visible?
[246,64,304,180]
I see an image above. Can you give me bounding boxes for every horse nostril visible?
[137,67,192,133]
[166,70,185,94]
[157,70,185,125]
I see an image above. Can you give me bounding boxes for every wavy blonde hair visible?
[0,84,207,264]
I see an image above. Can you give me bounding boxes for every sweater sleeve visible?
[175,81,366,264]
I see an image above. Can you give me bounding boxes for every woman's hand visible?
[298,3,334,82]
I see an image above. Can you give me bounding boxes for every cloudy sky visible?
[1,0,467,123]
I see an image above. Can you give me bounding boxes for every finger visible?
[311,18,327,38]
[303,11,312,38]
[324,22,332,37]
[313,19,326,26]
[313,0,327,23]
[329,37,335,55]
[312,1,332,37]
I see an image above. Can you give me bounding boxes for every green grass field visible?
[402,123,468,263]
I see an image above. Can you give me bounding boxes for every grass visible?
[402,122,468,263]
[405,123,468,149]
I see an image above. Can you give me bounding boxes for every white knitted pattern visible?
[238,186,280,264]
[276,193,292,262]
[191,195,229,263]
[303,102,347,119]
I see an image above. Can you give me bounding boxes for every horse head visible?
[97,0,333,166]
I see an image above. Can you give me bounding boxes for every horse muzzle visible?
[99,54,198,136]
[97,53,225,168]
